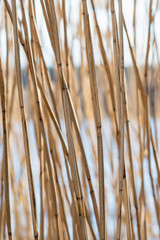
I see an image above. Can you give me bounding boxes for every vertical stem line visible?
[11,0,38,238]
[0,60,12,240]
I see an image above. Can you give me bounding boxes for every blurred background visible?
[0,0,160,239]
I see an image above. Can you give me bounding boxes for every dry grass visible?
[0,0,160,239]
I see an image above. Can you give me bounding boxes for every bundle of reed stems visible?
[0,0,160,239]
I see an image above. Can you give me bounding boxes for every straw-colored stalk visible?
[31,14,100,233]
[116,0,125,239]
[42,0,88,238]
[21,1,61,238]
[11,0,38,238]
[90,0,118,134]
[62,0,69,88]
[0,60,12,240]
[82,0,105,239]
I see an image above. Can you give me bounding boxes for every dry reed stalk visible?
[33,73,44,240]
[26,0,88,236]
[129,199,135,240]
[7,77,16,136]
[3,0,26,49]
[110,1,124,239]
[123,178,132,240]
[110,0,121,131]
[21,1,61,238]
[36,76,68,154]
[80,64,98,167]
[150,63,158,149]
[0,0,160,239]
[150,130,160,187]
[123,15,160,231]
[133,0,137,51]
[1,202,6,239]
[62,0,69,88]
[66,89,100,232]
[135,51,144,240]
[116,0,126,239]
[82,172,88,211]
[116,57,142,240]
[123,16,154,239]
[82,1,105,239]
[123,18,145,106]
[84,203,97,240]
[28,17,60,127]
[42,0,88,238]
[5,8,9,111]
[41,0,57,54]
[90,0,118,134]
[39,0,54,56]
[0,60,12,240]
[39,133,44,240]
[143,0,160,229]
[64,154,84,240]
[11,0,38,239]
[124,78,142,240]
[10,157,20,239]
[42,155,52,240]
[46,116,70,240]
[0,160,4,237]
[49,153,68,239]
[68,56,82,123]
